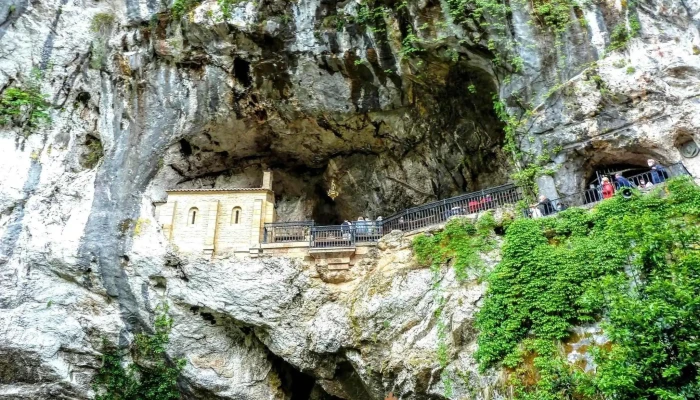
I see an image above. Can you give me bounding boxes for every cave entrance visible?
[267,352,342,400]
[586,163,649,188]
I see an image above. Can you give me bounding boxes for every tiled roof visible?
[166,187,270,192]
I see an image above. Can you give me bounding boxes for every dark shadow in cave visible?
[311,182,344,225]
[267,352,343,400]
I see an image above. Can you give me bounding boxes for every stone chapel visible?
[155,171,276,256]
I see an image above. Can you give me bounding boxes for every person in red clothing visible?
[601,176,615,199]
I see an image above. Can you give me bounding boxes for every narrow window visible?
[232,207,242,224]
[189,207,199,225]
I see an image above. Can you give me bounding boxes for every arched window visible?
[231,207,242,224]
[189,207,198,225]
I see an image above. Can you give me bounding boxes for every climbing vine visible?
[475,177,700,398]
[93,303,185,400]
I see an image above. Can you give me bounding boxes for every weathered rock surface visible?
[1,0,700,398]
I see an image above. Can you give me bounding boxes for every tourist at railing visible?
[356,217,366,235]
[341,220,352,239]
[601,177,615,199]
[615,173,634,188]
[648,159,667,184]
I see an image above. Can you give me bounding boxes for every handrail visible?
[263,221,315,243]
[263,162,691,245]
[527,162,690,218]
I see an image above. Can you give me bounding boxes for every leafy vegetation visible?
[93,303,185,400]
[414,214,496,281]
[607,15,641,52]
[91,12,115,33]
[172,0,201,20]
[474,177,700,398]
[414,214,498,397]
[0,69,51,133]
[81,135,104,169]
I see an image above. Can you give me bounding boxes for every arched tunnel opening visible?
[585,163,650,188]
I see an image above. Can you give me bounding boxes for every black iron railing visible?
[527,162,691,218]
[310,225,355,249]
[380,183,523,234]
[263,183,523,245]
[263,221,315,243]
[264,163,692,245]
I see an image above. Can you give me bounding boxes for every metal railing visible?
[310,225,355,249]
[264,163,692,245]
[380,183,523,234]
[263,221,315,243]
[527,162,691,218]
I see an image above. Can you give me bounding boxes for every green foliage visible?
[398,30,422,60]
[475,177,700,398]
[626,66,635,74]
[91,12,115,33]
[0,70,51,133]
[530,0,575,33]
[218,0,244,19]
[82,136,104,169]
[93,303,185,400]
[172,0,201,20]
[355,2,388,34]
[90,39,107,70]
[607,14,641,52]
[413,215,495,281]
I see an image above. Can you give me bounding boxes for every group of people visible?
[340,216,383,237]
[531,159,669,218]
[599,159,667,199]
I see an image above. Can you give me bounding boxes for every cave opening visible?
[585,162,650,188]
[233,57,252,87]
[266,352,342,400]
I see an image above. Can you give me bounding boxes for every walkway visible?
[263,163,691,249]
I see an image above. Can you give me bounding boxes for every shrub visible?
[0,71,51,132]
[91,12,115,33]
[93,303,185,400]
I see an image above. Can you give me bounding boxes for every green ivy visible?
[172,0,201,20]
[93,303,185,400]
[0,70,51,133]
[474,177,700,398]
[413,214,496,281]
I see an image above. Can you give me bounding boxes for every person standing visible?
[356,217,366,235]
[602,177,615,199]
[615,173,634,188]
[648,159,667,184]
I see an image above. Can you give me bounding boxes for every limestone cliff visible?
[1,0,700,398]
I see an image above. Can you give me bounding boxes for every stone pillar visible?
[158,200,177,241]
[203,200,219,257]
[250,198,263,246]
[262,170,273,190]
[264,193,275,223]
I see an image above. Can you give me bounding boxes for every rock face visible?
[1,0,700,398]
